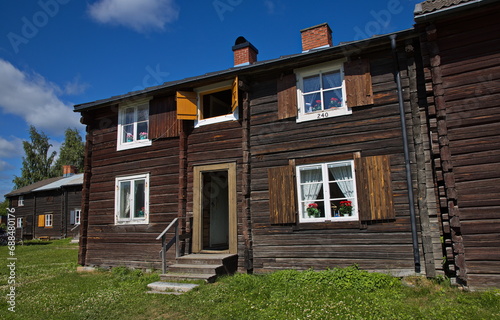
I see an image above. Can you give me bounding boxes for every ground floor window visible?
[297,160,357,222]
[115,173,149,225]
[45,214,53,227]
[17,217,23,228]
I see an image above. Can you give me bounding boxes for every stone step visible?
[147,281,199,294]
[160,272,217,283]
[176,253,237,266]
[168,263,225,274]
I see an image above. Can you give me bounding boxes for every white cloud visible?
[0,137,24,158]
[0,59,82,136]
[64,75,90,96]
[88,0,180,33]
[0,159,14,172]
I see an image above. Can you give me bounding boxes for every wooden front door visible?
[193,163,237,254]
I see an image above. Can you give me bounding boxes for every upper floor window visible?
[295,61,350,123]
[115,173,149,225]
[296,160,358,223]
[176,77,239,127]
[117,99,152,151]
[18,196,24,206]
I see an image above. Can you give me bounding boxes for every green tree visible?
[12,126,57,189]
[53,128,85,175]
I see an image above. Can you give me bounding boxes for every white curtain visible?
[120,181,131,219]
[301,168,323,203]
[329,164,354,199]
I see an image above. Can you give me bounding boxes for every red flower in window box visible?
[339,200,352,216]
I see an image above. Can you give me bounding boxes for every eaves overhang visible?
[74,28,416,113]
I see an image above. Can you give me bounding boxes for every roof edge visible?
[414,0,497,22]
[74,28,416,112]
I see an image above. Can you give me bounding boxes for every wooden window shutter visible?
[176,91,198,120]
[150,96,180,138]
[70,210,75,225]
[344,59,374,108]
[231,76,239,113]
[38,214,45,227]
[268,165,297,224]
[355,155,395,221]
[277,73,298,119]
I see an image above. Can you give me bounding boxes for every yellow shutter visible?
[176,91,198,120]
[231,76,239,112]
[38,215,45,227]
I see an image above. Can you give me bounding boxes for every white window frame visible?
[295,60,350,123]
[117,98,152,151]
[45,214,53,227]
[17,217,23,228]
[194,80,239,128]
[18,195,24,206]
[115,173,149,225]
[296,160,358,223]
[75,208,81,225]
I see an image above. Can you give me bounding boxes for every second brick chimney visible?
[300,23,333,52]
[63,165,77,177]
[232,36,258,67]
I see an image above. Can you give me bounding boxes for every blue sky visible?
[0,0,421,197]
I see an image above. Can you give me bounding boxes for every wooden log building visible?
[73,0,500,289]
[415,0,500,289]
[5,165,83,240]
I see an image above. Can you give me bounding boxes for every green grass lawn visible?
[1,239,499,320]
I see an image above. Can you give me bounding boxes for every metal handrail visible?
[156,218,180,274]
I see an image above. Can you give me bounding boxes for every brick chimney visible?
[300,23,333,52]
[63,165,77,177]
[232,36,258,67]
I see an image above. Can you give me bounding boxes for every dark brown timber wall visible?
[419,3,500,288]
[248,38,440,275]
[82,101,180,269]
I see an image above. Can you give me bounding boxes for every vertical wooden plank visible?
[356,156,395,221]
[150,96,180,139]
[277,73,298,119]
[344,59,374,108]
[268,165,296,224]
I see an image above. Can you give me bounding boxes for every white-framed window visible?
[295,60,350,123]
[194,80,239,128]
[296,160,358,223]
[18,196,24,206]
[74,208,81,225]
[115,173,149,225]
[45,214,53,227]
[117,98,152,151]
[17,217,23,228]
